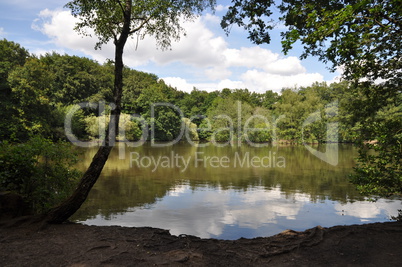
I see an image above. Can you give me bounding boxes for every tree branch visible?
[115,0,125,15]
[130,16,153,34]
[381,13,402,29]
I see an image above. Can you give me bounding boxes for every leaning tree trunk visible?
[45,145,113,223]
[46,13,131,223]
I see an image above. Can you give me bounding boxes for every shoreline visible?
[1,218,401,266]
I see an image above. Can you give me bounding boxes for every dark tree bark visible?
[46,2,132,224]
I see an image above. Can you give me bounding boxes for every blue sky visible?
[0,0,340,94]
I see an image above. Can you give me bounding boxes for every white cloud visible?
[204,66,232,80]
[162,78,247,93]
[162,71,324,94]
[32,8,328,94]
[162,77,195,92]
[32,9,110,61]
[215,4,229,12]
[224,47,276,69]
[224,47,306,76]
[264,57,306,75]
[241,70,324,93]
[203,13,221,24]
[32,9,227,67]
[0,27,5,37]
[150,16,228,68]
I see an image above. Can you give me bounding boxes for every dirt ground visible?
[0,217,401,266]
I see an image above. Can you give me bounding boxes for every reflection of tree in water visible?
[72,143,362,221]
[72,170,175,220]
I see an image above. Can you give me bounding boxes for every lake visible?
[71,142,401,240]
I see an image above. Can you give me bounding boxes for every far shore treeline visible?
[0,39,372,144]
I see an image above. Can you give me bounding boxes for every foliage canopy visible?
[222,0,402,197]
[223,0,402,83]
[0,137,81,213]
[66,0,216,50]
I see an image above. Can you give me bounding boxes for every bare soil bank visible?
[0,218,401,266]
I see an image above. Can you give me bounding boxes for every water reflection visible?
[72,143,401,240]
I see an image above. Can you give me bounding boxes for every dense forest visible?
[1,38,401,213]
[0,39,374,145]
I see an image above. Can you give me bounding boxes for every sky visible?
[0,0,341,94]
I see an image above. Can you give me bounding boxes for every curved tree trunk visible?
[45,145,113,223]
[46,2,132,224]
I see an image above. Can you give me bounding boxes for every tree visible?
[135,83,182,141]
[223,0,402,196]
[223,0,401,83]
[261,90,279,110]
[40,52,113,105]
[207,96,253,142]
[0,39,30,140]
[0,39,30,92]
[8,58,55,141]
[273,88,306,141]
[122,68,159,113]
[348,84,402,196]
[46,0,215,223]
[0,137,80,214]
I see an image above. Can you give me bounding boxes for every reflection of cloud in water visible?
[167,183,188,197]
[108,187,233,238]
[225,188,307,229]
[79,184,401,239]
[334,199,402,222]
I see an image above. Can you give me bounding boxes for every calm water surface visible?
[71,143,401,240]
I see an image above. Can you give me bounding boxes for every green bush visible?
[182,118,199,141]
[244,122,272,143]
[0,136,81,213]
[197,118,213,141]
[84,113,143,141]
[350,102,402,197]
